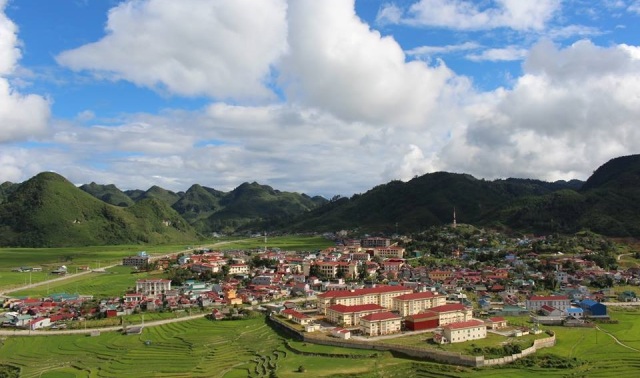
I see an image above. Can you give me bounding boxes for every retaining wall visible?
[268,315,555,368]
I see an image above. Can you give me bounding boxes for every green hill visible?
[0,181,18,205]
[133,185,183,206]
[171,184,225,231]
[79,182,135,207]
[199,182,327,233]
[0,173,200,247]
[495,155,640,236]
[288,172,582,234]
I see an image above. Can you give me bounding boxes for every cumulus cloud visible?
[56,0,288,101]
[0,0,50,143]
[282,0,467,128]
[439,39,640,181]
[384,0,560,31]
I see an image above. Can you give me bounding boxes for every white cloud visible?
[466,46,528,62]
[398,0,561,31]
[375,3,403,25]
[56,0,288,101]
[406,42,481,57]
[0,0,50,143]
[629,0,640,14]
[281,0,467,128]
[439,39,640,182]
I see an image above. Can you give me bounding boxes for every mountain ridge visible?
[3,154,640,246]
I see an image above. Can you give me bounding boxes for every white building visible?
[526,295,570,312]
[135,279,171,296]
[442,319,487,344]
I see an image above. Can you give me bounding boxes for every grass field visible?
[1,308,639,377]
[0,244,192,291]
[8,266,162,299]
[0,236,333,295]
[212,235,334,252]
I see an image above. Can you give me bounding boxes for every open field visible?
[8,266,162,299]
[211,235,334,251]
[1,308,639,377]
[0,244,192,291]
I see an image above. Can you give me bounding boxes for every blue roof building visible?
[580,299,607,317]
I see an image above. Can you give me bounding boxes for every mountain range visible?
[1,154,639,247]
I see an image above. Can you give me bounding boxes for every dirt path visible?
[617,252,634,261]
[596,326,640,352]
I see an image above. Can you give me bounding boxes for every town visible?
[2,222,634,358]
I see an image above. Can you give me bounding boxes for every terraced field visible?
[2,310,640,377]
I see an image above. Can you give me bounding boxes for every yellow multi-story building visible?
[326,303,385,326]
[317,285,413,315]
[359,312,402,336]
[392,291,447,317]
[423,303,472,326]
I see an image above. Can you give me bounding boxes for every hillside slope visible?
[0,173,200,247]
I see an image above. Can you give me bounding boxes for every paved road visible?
[0,313,207,337]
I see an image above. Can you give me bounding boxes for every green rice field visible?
[8,266,162,299]
[212,235,334,252]
[1,308,639,377]
[0,244,191,291]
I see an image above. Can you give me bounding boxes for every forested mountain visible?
[79,180,328,236]
[286,172,584,234]
[79,182,134,207]
[0,173,199,247]
[4,154,640,246]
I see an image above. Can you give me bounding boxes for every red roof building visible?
[317,285,413,314]
[326,303,386,327]
[359,311,402,336]
[392,291,447,317]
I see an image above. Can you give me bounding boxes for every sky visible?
[2,0,640,198]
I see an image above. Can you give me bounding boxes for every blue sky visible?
[2,0,640,198]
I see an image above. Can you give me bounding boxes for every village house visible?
[484,316,508,330]
[281,309,312,325]
[330,327,351,339]
[228,264,249,275]
[122,252,149,268]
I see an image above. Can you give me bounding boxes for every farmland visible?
[0,309,639,377]
[0,244,189,291]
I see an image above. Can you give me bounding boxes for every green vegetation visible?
[1,307,640,377]
[8,265,159,298]
[0,244,190,291]
[0,172,201,247]
[215,235,334,251]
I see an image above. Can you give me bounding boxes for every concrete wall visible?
[483,335,556,367]
[268,315,555,368]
